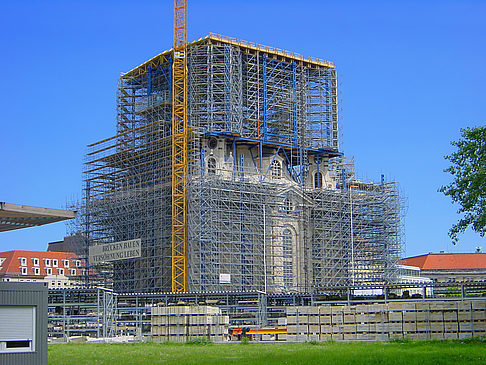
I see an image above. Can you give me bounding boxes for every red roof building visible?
[400,253,486,283]
[0,250,86,288]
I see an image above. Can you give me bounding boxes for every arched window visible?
[207,157,216,174]
[282,229,292,257]
[284,198,293,213]
[270,160,282,177]
[314,171,323,189]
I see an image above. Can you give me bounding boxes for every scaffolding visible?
[81,34,403,293]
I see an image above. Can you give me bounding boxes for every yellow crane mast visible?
[171,0,188,292]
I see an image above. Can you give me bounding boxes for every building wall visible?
[2,275,84,288]
[420,269,486,283]
[47,233,86,257]
[0,282,48,365]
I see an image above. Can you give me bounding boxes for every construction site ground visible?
[48,339,486,365]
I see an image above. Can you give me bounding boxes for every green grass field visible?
[48,339,486,364]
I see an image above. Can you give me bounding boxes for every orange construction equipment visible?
[230,327,287,336]
[171,0,188,292]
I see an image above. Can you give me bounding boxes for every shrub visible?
[185,337,212,345]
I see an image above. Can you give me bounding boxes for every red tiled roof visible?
[0,250,83,278]
[401,253,486,270]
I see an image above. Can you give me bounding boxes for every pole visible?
[263,204,267,293]
[350,186,355,286]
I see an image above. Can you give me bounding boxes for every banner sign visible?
[219,273,231,284]
[89,239,141,264]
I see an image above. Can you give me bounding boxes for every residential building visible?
[0,250,85,288]
[401,252,486,283]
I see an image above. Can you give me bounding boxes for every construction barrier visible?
[286,299,486,342]
[151,305,229,342]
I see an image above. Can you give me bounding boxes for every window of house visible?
[46,268,52,275]
[63,260,69,267]
[75,260,81,267]
[207,157,216,174]
[58,268,64,275]
[20,267,27,275]
[44,259,51,267]
[270,160,282,178]
[283,261,293,288]
[32,258,39,266]
[52,259,58,267]
[314,171,323,189]
[284,198,293,213]
[19,257,27,266]
[33,267,40,275]
[70,269,76,276]
[282,228,294,289]
[282,229,292,257]
[0,306,36,354]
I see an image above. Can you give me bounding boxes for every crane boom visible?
[171,0,188,292]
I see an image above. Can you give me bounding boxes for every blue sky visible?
[1,0,485,257]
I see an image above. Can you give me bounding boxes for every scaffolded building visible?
[82,34,402,293]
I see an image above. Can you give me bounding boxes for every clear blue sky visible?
[1,0,485,257]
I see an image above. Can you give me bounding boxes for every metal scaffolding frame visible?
[309,182,402,289]
[47,282,486,339]
[48,287,116,339]
[80,34,402,293]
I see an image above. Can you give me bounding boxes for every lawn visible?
[48,339,486,364]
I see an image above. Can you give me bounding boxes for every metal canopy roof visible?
[0,202,76,232]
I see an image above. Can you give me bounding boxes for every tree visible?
[439,126,486,243]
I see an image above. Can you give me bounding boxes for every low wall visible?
[286,299,486,342]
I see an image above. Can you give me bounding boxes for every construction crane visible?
[171,0,188,292]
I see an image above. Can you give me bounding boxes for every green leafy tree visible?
[440,126,486,243]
